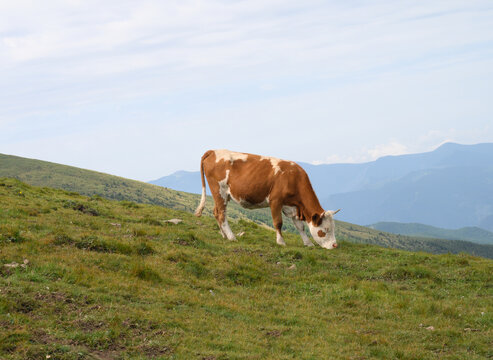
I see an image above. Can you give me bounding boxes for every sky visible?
[1,0,492,181]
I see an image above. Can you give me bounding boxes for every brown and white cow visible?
[194,149,340,249]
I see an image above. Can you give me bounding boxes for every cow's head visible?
[307,209,340,249]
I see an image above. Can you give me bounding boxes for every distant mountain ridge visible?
[150,143,493,232]
[149,170,201,193]
[369,222,493,245]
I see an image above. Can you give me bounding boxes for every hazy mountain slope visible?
[336,220,493,259]
[1,178,492,359]
[369,222,493,245]
[327,166,493,229]
[479,215,493,232]
[150,170,202,194]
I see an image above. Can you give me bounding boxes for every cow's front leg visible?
[292,217,314,247]
[270,202,286,246]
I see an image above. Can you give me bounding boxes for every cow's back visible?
[202,149,303,206]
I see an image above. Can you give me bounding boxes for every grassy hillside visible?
[0,153,273,224]
[369,222,493,245]
[339,221,493,259]
[2,153,493,259]
[1,178,492,359]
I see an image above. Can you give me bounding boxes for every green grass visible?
[2,152,493,259]
[1,178,492,359]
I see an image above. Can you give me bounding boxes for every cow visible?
[194,150,341,249]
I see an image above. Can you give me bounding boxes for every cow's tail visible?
[195,151,211,217]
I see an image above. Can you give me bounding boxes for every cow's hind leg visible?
[292,217,314,247]
[211,194,236,241]
[270,201,286,246]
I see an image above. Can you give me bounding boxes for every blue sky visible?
[1,0,492,181]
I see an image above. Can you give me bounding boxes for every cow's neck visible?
[296,184,324,222]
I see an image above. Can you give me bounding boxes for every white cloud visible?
[312,141,409,165]
[366,142,409,160]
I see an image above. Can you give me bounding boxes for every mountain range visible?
[150,142,493,232]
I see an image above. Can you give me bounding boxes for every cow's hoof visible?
[304,242,315,247]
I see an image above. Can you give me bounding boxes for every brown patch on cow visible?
[312,213,324,226]
[317,230,326,237]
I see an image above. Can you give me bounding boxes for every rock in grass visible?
[3,259,29,269]
[164,219,183,224]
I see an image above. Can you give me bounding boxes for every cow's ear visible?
[311,213,323,226]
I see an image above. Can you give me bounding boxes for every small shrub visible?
[173,232,208,249]
[142,217,162,226]
[54,233,74,246]
[120,201,140,209]
[0,226,26,244]
[226,265,263,286]
[132,263,162,283]
[54,234,133,255]
[62,200,100,216]
[136,242,155,256]
[132,228,148,237]
[76,236,133,255]
[179,261,209,279]
[382,266,435,281]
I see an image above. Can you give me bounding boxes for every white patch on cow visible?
[260,156,282,175]
[221,219,236,240]
[307,212,337,249]
[281,206,297,218]
[195,186,207,216]
[276,230,286,246]
[240,197,269,209]
[218,170,230,202]
[214,149,248,164]
[294,218,314,246]
[229,191,270,209]
[282,206,314,246]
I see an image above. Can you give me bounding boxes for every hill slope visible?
[2,153,493,258]
[1,178,492,359]
[369,222,493,245]
[0,153,274,225]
